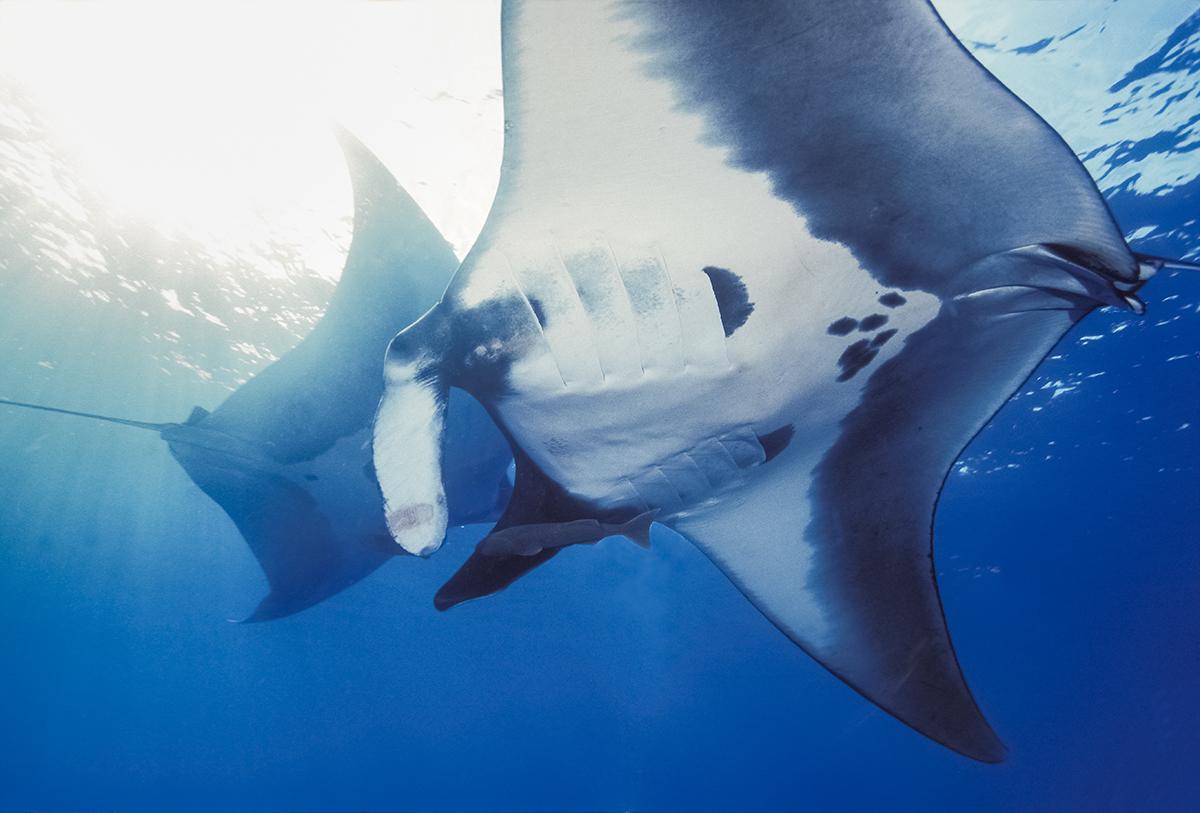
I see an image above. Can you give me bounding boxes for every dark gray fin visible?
[672,245,1146,764]
[435,448,591,611]
[435,547,559,611]
[619,510,657,549]
[0,397,170,432]
[185,405,210,426]
[175,458,397,623]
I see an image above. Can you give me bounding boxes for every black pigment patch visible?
[878,292,907,308]
[528,296,548,328]
[701,265,754,336]
[827,317,858,336]
[871,328,898,348]
[859,313,889,331]
[836,339,879,382]
[757,424,795,463]
[445,297,540,396]
[303,474,319,482]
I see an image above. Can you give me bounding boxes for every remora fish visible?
[1,129,512,621]
[372,1,1187,761]
[477,509,656,557]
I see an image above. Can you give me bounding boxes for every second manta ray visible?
[2,130,511,621]
[372,1,1178,760]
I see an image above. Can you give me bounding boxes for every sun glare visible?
[0,1,504,276]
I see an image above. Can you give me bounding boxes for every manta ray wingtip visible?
[928,713,1007,764]
[954,730,1008,764]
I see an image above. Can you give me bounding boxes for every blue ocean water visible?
[1,4,1197,812]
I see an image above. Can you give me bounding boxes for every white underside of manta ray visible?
[372,0,1172,762]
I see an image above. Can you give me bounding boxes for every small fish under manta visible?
[477,509,656,557]
[0,128,512,622]
[372,0,1196,762]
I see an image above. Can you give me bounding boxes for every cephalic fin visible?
[1133,251,1200,274]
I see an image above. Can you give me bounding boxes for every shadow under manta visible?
[370,0,1189,764]
[0,128,512,622]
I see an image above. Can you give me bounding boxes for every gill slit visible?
[654,246,691,370]
[680,451,719,492]
[552,244,608,383]
[599,236,647,377]
[651,464,687,508]
[500,250,567,387]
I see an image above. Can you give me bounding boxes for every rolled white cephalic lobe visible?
[373,349,448,557]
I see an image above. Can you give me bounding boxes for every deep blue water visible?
[1,5,1198,812]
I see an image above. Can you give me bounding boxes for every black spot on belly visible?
[871,328,898,348]
[836,339,879,382]
[303,474,318,482]
[878,292,907,308]
[528,296,548,328]
[827,317,858,336]
[757,424,795,463]
[701,265,754,336]
[859,313,889,331]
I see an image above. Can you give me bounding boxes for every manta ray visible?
[370,1,1186,761]
[1,129,511,621]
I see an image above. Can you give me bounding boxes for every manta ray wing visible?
[670,246,1139,763]
[373,0,1156,759]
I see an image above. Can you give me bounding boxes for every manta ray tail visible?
[0,397,170,432]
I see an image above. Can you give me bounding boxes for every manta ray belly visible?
[449,0,940,513]
[467,227,938,517]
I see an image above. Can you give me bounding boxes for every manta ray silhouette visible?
[372,1,1192,762]
[1,128,512,622]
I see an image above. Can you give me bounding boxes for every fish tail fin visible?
[622,509,658,549]
[0,397,170,432]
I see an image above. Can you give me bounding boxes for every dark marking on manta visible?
[444,296,538,397]
[701,265,754,336]
[879,292,907,308]
[757,424,795,462]
[871,328,899,348]
[836,339,879,382]
[827,317,858,336]
[859,314,889,331]
[303,474,318,482]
